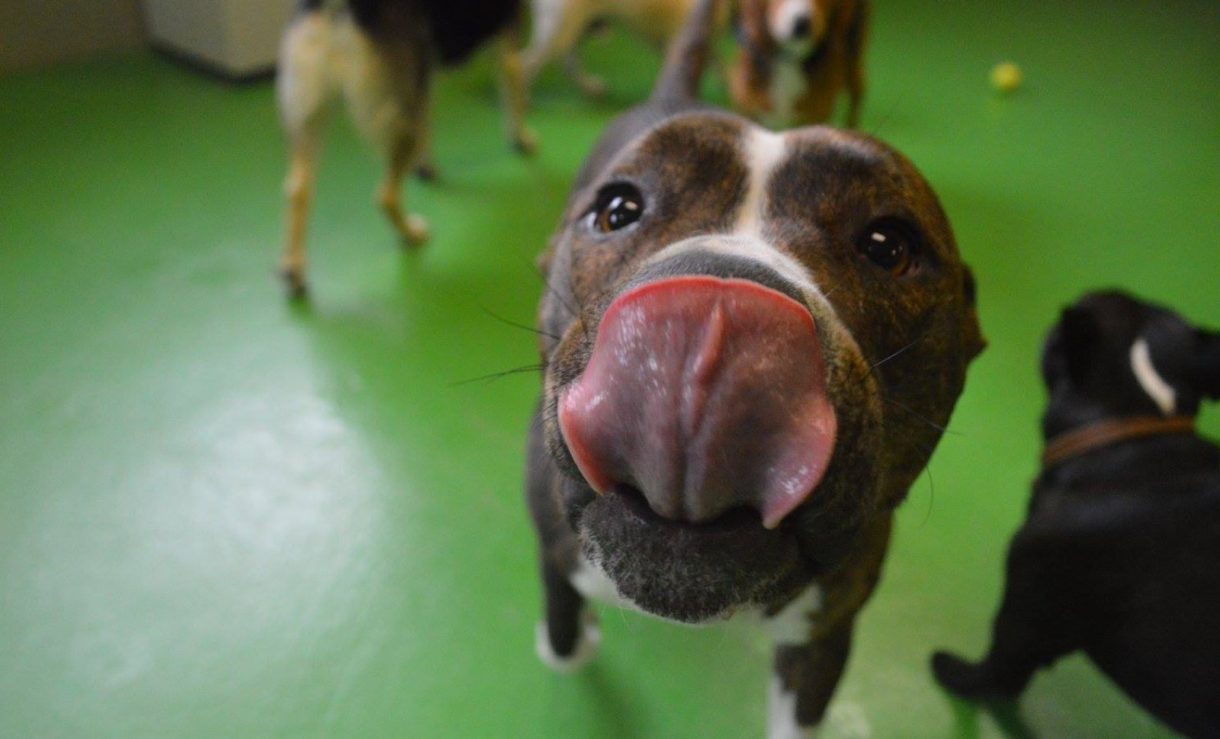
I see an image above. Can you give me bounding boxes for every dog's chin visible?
[577,487,812,623]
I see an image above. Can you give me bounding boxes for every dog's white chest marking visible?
[570,556,626,605]
[1130,338,1177,414]
[767,584,825,645]
[765,585,825,738]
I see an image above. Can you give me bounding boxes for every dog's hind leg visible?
[281,129,324,297]
[276,11,336,297]
[497,28,539,154]
[412,112,438,182]
[343,32,431,246]
[931,538,1077,699]
[375,127,429,246]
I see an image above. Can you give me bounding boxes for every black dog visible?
[932,291,1220,738]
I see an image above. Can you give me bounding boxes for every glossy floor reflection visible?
[1,1,1216,736]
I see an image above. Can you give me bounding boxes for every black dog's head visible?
[1040,291,1220,439]
[535,114,983,622]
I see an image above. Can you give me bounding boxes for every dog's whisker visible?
[882,397,962,437]
[480,305,560,340]
[870,338,922,372]
[451,364,545,387]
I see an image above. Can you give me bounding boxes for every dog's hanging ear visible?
[1192,329,1220,400]
[960,267,986,361]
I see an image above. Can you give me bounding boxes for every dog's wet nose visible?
[558,275,837,529]
[791,15,812,39]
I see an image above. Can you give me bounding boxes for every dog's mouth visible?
[579,484,809,622]
[609,482,762,533]
[558,275,838,529]
[555,274,839,621]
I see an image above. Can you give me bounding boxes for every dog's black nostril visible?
[791,16,812,38]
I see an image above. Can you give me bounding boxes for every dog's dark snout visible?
[626,248,807,307]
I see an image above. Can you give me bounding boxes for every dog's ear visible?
[961,267,986,361]
[1192,329,1220,400]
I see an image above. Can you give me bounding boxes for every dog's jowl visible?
[525,1,983,734]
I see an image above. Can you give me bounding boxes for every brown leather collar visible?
[1041,415,1197,469]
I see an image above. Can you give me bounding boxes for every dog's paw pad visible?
[534,610,600,674]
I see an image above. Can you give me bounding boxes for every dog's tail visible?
[650,0,722,103]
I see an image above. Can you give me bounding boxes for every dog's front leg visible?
[771,616,855,738]
[768,516,891,737]
[535,558,601,672]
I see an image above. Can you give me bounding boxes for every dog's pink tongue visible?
[559,276,836,529]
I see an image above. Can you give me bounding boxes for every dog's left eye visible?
[856,218,919,276]
[589,184,644,233]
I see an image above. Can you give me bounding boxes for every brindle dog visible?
[525,0,983,734]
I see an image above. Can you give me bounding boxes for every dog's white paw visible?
[534,608,600,674]
[403,214,429,246]
[768,676,821,739]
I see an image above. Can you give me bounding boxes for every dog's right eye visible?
[856,217,920,276]
[588,184,644,233]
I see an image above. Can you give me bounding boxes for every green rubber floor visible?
[1,1,1216,736]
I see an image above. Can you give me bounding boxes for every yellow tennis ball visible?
[991,62,1022,93]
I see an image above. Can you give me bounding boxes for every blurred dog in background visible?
[519,0,729,98]
[730,0,869,127]
[276,0,533,296]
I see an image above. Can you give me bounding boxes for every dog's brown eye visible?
[857,218,918,275]
[590,184,644,233]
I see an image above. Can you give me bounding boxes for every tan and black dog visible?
[730,0,869,128]
[520,0,728,98]
[934,291,1220,738]
[276,0,534,296]
[525,0,982,734]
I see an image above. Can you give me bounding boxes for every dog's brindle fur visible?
[730,0,869,128]
[933,292,1220,739]
[526,0,982,733]
[276,0,532,296]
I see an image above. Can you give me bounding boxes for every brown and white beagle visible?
[729,0,869,128]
